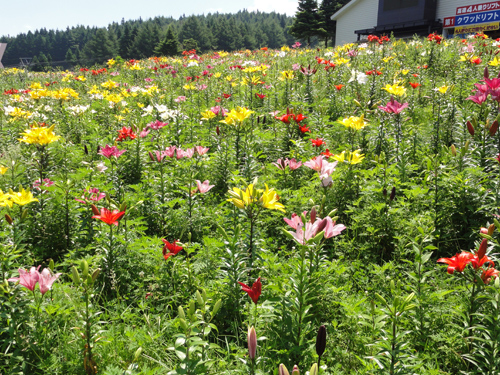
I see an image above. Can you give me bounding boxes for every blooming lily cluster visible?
[228,182,285,213]
[8,266,62,294]
[284,208,346,245]
[437,238,499,283]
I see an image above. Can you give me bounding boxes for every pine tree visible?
[182,38,198,52]
[154,26,179,57]
[65,48,76,67]
[81,28,117,64]
[289,0,322,46]
[318,0,349,47]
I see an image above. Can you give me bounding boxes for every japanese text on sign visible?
[457,1,500,15]
[454,22,499,34]
[455,9,500,26]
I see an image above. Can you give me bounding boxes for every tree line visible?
[0,1,350,70]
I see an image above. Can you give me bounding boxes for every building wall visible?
[335,0,379,46]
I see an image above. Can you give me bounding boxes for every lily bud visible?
[383,188,387,196]
[390,187,396,201]
[4,214,13,225]
[216,126,220,136]
[263,115,267,125]
[467,121,475,136]
[291,365,300,375]
[148,151,155,162]
[279,364,290,375]
[84,144,89,155]
[309,363,318,375]
[316,325,327,357]
[248,326,257,360]
[477,238,488,260]
[488,224,495,236]
[310,207,317,223]
[490,120,499,136]
[485,66,490,79]
[450,144,457,156]
[91,204,100,216]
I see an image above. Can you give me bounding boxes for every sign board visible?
[455,21,500,33]
[457,2,500,15]
[444,9,500,28]
[0,43,6,69]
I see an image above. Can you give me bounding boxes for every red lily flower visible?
[321,149,333,158]
[255,93,266,99]
[92,208,126,226]
[481,267,499,283]
[299,125,310,133]
[311,138,325,147]
[335,84,344,91]
[409,82,421,89]
[293,114,307,123]
[162,239,183,260]
[275,114,294,124]
[437,252,474,274]
[116,126,137,142]
[238,277,262,304]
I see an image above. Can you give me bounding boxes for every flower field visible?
[2,34,500,374]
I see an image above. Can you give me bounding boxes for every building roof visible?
[331,0,363,21]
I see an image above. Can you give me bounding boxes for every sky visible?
[0,0,299,38]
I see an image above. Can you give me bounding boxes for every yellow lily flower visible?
[19,124,60,146]
[489,56,500,66]
[227,183,285,212]
[337,115,368,130]
[8,187,38,206]
[101,80,118,90]
[382,83,406,97]
[201,110,216,121]
[332,151,346,163]
[0,165,8,175]
[349,150,365,165]
[280,70,294,80]
[0,190,13,208]
[436,85,449,94]
[260,185,285,212]
[220,107,254,125]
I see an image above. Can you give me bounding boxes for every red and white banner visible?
[457,2,500,15]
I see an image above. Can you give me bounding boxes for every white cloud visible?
[248,0,298,15]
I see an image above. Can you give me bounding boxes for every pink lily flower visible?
[272,158,289,171]
[288,158,302,171]
[195,146,209,156]
[466,90,488,105]
[8,266,40,292]
[163,146,177,158]
[284,211,307,229]
[38,268,62,295]
[99,144,127,159]
[149,151,165,163]
[378,97,409,114]
[319,160,337,181]
[176,148,186,159]
[147,120,168,130]
[183,148,195,158]
[304,155,325,172]
[139,128,151,138]
[323,217,347,238]
[196,180,214,193]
